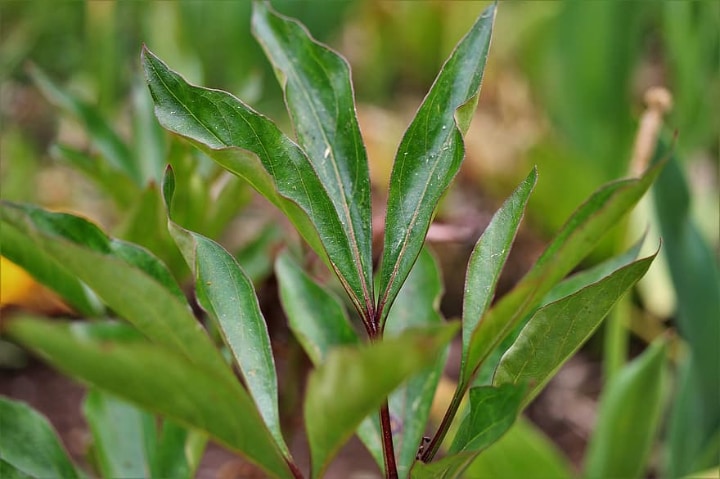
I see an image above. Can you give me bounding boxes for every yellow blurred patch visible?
[0,256,72,314]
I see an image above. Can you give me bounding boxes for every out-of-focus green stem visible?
[603,294,631,382]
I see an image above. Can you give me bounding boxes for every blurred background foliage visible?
[1,1,718,476]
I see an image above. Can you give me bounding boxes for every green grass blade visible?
[28,64,139,184]
[252,1,374,314]
[7,318,293,479]
[653,143,720,476]
[0,397,80,479]
[583,338,668,479]
[377,3,496,326]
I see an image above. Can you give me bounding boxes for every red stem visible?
[379,400,399,479]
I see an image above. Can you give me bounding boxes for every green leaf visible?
[236,223,283,285]
[84,390,155,479]
[0,202,229,379]
[0,396,80,479]
[162,167,288,456]
[377,3,496,326]
[461,167,537,374]
[7,318,293,479]
[252,1,374,316]
[28,64,140,184]
[131,80,167,185]
[583,338,668,479]
[463,417,573,479]
[411,384,524,479]
[652,141,720,476]
[385,248,448,477]
[449,384,524,454]
[305,323,459,478]
[540,234,645,306]
[463,161,663,382]
[0,208,102,317]
[153,421,206,479]
[142,46,370,319]
[276,251,359,366]
[493,252,657,406]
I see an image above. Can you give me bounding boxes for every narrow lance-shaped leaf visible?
[583,337,668,479]
[460,167,537,374]
[7,318,293,479]
[0,397,81,479]
[0,202,230,379]
[377,3,496,326]
[142,47,369,319]
[162,167,289,456]
[253,1,374,318]
[493,251,658,406]
[463,161,663,382]
[305,323,459,479]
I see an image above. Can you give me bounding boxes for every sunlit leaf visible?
[377,3,496,327]
[253,1,374,317]
[8,318,293,479]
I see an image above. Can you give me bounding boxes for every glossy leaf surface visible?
[8,318,293,479]
[463,162,663,381]
[494,252,657,406]
[253,1,373,314]
[461,167,537,373]
[378,3,496,325]
[305,323,458,478]
[163,167,287,454]
[143,47,370,316]
[583,338,668,479]
[0,202,229,379]
[0,397,80,479]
